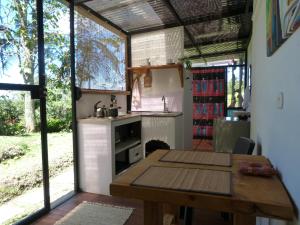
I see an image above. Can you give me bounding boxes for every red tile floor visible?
[192,139,213,151]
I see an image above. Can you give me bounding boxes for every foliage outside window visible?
[75,12,126,91]
[227,66,245,108]
[0,0,70,132]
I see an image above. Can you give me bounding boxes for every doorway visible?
[191,65,246,151]
[191,67,227,151]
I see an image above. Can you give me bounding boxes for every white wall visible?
[249,1,300,225]
[131,27,184,66]
[76,94,127,119]
[131,69,183,112]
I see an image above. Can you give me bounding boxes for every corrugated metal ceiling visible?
[80,0,253,62]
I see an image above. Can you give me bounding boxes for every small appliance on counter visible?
[94,95,122,118]
[233,111,251,121]
[108,95,121,117]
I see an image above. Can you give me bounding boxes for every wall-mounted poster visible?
[267,0,300,56]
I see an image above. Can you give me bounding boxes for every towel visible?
[132,77,141,110]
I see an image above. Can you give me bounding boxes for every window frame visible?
[226,65,246,110]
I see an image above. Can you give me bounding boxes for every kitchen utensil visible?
[97,105,107,118]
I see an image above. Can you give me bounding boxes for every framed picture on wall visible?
[266,0,300,56]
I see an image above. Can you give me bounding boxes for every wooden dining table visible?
[110,150,294,225]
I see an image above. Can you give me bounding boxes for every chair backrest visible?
[233,137,255,155]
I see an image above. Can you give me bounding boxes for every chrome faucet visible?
[162,96,168,112]
[93,100,102,117]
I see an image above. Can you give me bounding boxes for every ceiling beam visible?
[74,0,92,4]
[161,0,206,62]
[185,49,246,60]
[184,37,249,49]
[129,24,181,35]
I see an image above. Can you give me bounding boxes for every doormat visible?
[55,201,134,225]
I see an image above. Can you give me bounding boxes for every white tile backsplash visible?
[76,93,127,119]
[131,69,183,112]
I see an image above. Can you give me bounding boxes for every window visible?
[75,10,126,91]
[227,66,245,108]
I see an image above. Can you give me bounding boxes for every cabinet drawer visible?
[129,144,142,163]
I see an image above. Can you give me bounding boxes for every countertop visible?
[78,111,183,122]
[129,111,183,117]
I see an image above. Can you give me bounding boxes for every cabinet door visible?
[78,122,113,195]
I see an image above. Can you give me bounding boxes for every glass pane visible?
[75,11,126,91]
[227,66,245,108]
[0,90,43,224]
[0,0,39,85]
[43,0,74,204]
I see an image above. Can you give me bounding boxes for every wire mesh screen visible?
[84,0,164,32]
[170,0,222,19]
[81,0,252,64]
[185,40,245,58]
[131,26,184,66]
[75,12,126,91]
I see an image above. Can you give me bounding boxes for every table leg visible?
[163,204,179,223]
[233,213,256,225]
[144,201,163,225]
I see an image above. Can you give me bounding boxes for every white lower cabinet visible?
[78,116,142,195]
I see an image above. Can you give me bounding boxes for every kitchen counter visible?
[78,111,183,122]
[78,114,140,123]
[130,111,183,117]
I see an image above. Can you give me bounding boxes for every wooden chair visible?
[183,137,255,225]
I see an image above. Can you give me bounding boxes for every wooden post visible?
[233,213,256,225]
[144,201,163,225]
[163,204,179,224]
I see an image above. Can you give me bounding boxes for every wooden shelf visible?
[128,64,183,71]
[81,88,131,95]
[115,137,141,155]
[127,64,184,87]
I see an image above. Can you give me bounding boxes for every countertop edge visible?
[78,112,183,122]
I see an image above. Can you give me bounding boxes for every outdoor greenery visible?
[227,67,245,108]
[46,78,72,133]
[0,132,73,205]
[0,143,28,163]
[0,0,70,132]
[0,95,25,136]
[0,89,71,135]
[0,0,126,223]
